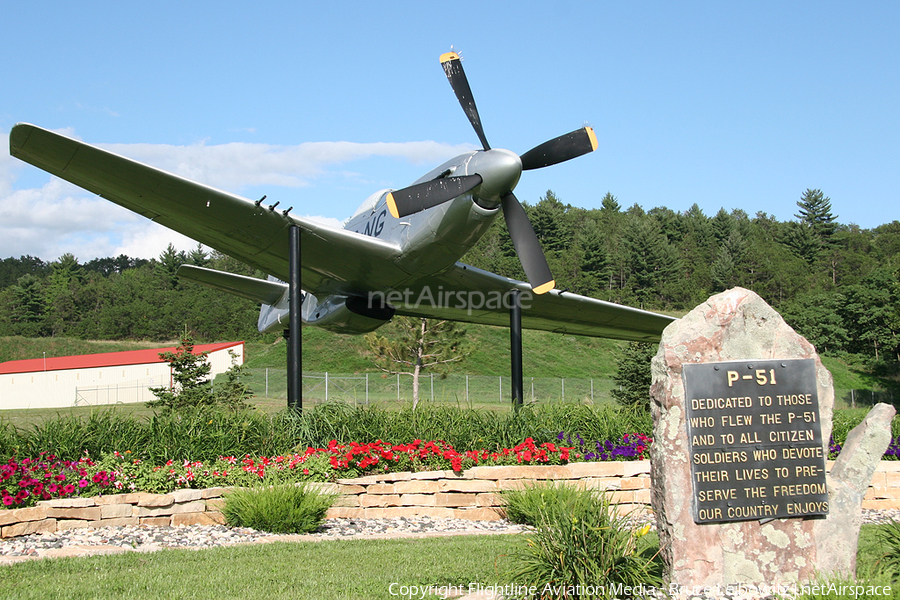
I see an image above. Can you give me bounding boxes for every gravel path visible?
[1,509,896,564]
[0,515,528,562]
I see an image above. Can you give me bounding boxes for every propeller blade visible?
[386,174,483,219]
[501,192,555,294]
[440,51,491,150]
[520,127,598,171]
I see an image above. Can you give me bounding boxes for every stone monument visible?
[650,287,895,589]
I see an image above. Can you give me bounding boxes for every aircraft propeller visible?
[386,51,599,294]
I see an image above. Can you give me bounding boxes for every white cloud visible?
[99,139,473,192]
[302,215,345,229]
[0,132,21,198]
[1,131,474,261]
[111,222,205,260]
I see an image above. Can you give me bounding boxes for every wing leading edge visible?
[9,123,295,277]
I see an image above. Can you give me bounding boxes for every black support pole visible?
[288,225,302,413]
[510,289,523,411]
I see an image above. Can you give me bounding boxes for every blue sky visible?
[2,1,898,262]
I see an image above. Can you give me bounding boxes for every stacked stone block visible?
[1,461,897,538]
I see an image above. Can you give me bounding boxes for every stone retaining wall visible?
[2,461,899,538]
[0,488,230,539]
[325,461,652,521]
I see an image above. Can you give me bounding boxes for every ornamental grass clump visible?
[222,483,335,534]
[505,483,661,600]
[501,480,585,526]
[875,518,900,577]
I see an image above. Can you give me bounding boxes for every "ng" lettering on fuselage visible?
[356,209,387,237]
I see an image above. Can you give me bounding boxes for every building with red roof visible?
[0,342,244,410]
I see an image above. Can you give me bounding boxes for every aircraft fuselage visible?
[343,150,516,286]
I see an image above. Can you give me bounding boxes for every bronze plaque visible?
[683,359,829,523]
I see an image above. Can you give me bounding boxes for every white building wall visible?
[0,345,243,410]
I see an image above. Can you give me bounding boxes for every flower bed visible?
[1,436,634,510]
[3,432,899,511]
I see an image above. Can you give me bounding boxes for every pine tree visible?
[44,254,85,336]
[796,188,837,242]
[611,342,657,411]
[711,245,736,292]
[213,350,254,410]
[578,220,609,295]
[187,244,210,268]
[788,189,839,271]
[711,208,734,246]
[529,191,569,253]
[624,216,680,306]
[10,274,46,336]
[600,192,620,214]
[712,231,747,291]
[148,334,214,412]
[157,244,187,289]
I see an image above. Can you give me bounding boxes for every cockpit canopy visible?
[345,189,391,224]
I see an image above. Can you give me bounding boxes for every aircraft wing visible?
[9,123,299,277]
[176,265,287,304]
[387,263,675,342]
[10,123,408,294]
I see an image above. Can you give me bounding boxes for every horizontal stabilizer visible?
[176,265,287,305]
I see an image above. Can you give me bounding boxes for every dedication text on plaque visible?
[683,359,829,523]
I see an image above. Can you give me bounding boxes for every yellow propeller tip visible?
[585,127,598,152]
[440,51,460,63]
[532,281,555,295]
[386,193,400,219]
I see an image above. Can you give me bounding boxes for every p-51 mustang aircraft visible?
[9,51,674,343]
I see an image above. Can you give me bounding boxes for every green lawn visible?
[0,534,521,600]
[1,525,897,600]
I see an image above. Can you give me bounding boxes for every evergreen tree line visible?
[0,187,897,365]
[464,188,900,364]
[0,245,262,342]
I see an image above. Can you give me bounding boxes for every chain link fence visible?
[291,372,616,407]
[297,372,616,406]
[231,370,895,411]
[74,382,158,406]
[835,388,895,409]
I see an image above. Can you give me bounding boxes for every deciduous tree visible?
[365,317,468,409]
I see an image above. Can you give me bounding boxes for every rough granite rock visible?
[650,287,895,588]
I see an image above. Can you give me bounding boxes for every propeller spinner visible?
[387,51,598,294]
